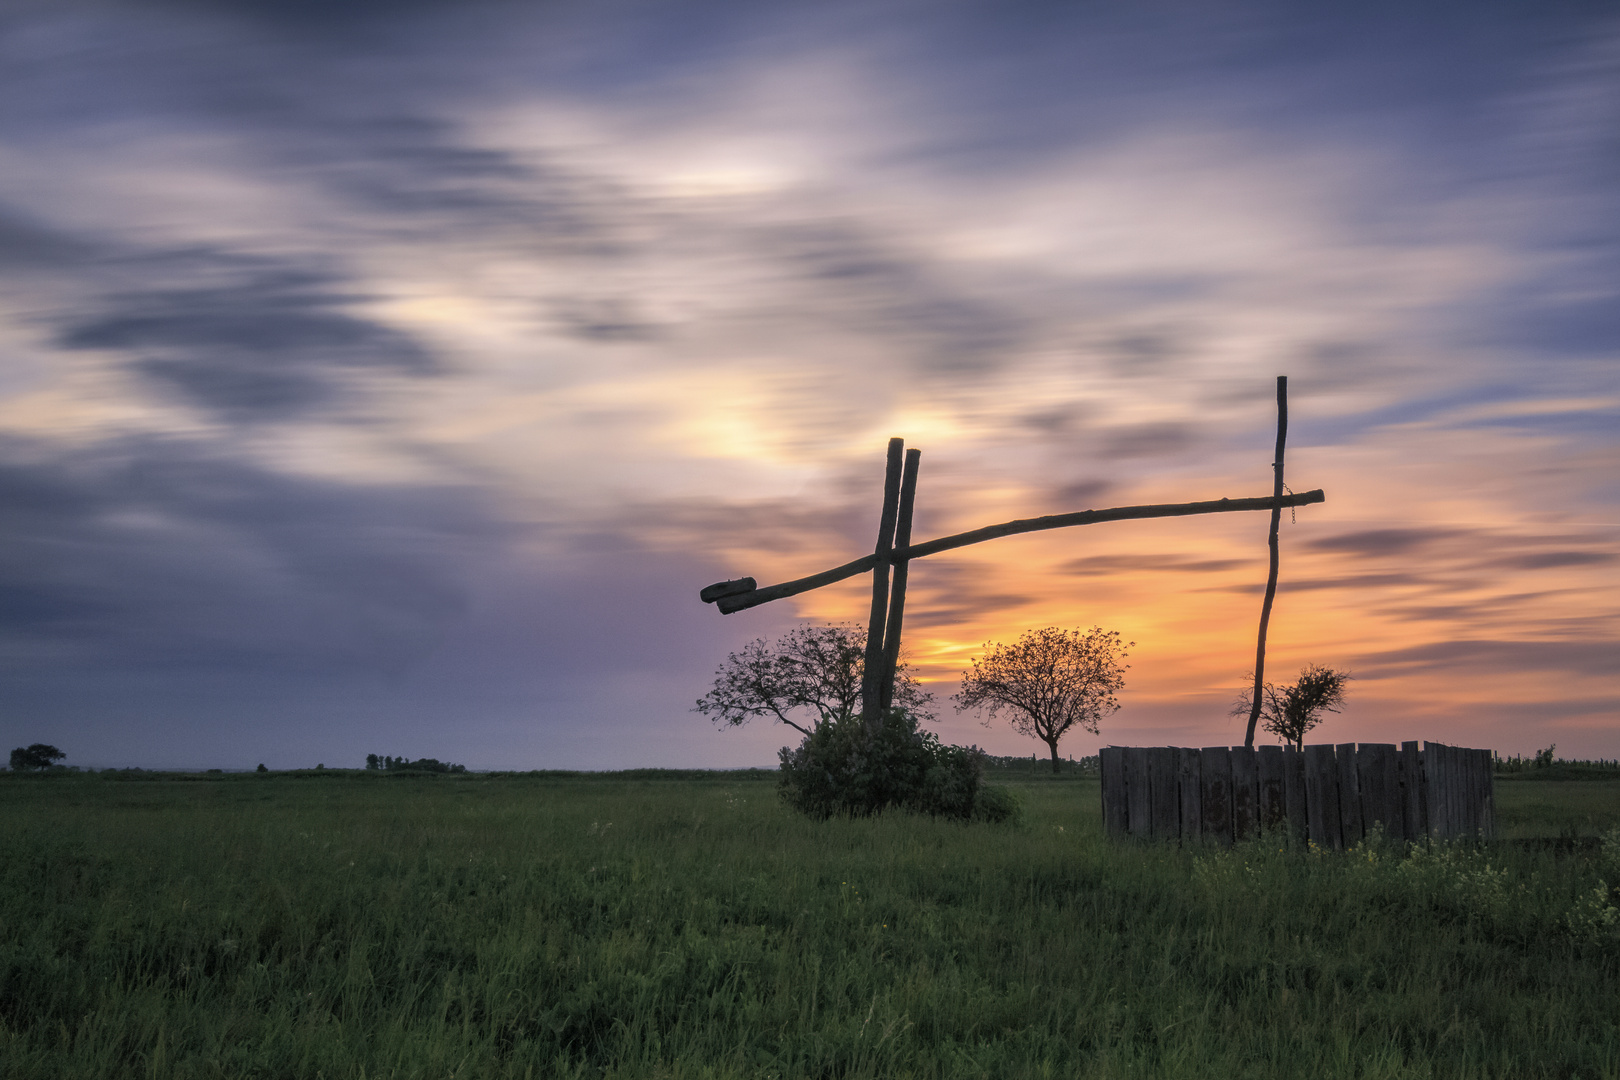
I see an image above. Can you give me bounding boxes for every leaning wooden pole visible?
[879,449,921,711]
[1244,376,1288,749]
[859,439,905,729]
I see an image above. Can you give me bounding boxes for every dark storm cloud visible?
[0,435,496,672]
[57,267,435,419]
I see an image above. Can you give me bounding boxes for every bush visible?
[777,709,1019,823]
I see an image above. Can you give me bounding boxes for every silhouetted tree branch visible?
[696,624,933,736]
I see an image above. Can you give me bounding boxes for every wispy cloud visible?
[0,0,1615,765]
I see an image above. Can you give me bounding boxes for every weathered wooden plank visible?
[1480,749,1496,841]
[1359,743,1398,839]
[1336,742,1363,847]
[1457,744,1472,838]
[1200,747,1233,847]
[1126,747,1153,838]
[1400,741,1423,841]
[1304,743,1340,849]
[1468,748,1487,839]
[710,490,1328,613]
[1257,745,1286,831]
[1458,748,1470,841]
[1149,747,1180,840]
[1432,744,1458,841]
[1178,747,1203,842]
[1283,745,1307,840]
[1100,747,1127,838]
[1231,746,1259,840]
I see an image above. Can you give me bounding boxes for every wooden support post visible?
[1244,375,1288,748]
[879,449,922,711]
[859,439,905,729]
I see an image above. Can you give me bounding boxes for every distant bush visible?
[777,709,1018,823]
[1496,746,1620,780]
[367,754,467,774]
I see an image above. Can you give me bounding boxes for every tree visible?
[695,624,933,737]
[954,627,1131,772]
[8,744,65,772]
[1230,664,1351,750]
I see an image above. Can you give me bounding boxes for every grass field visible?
[1,769,1617,1079]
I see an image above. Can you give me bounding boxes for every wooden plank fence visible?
[1100,742,1493,846]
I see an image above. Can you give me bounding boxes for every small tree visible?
[8,744,65,772]
[1230,664,1351,750]
[696,624,933,736]
[954,627,1131,772]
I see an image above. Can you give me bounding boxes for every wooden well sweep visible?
[1100,741,1494,846]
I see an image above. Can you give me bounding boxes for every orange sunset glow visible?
[0,3,1615,769]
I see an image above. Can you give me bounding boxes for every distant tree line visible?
[365,754,466,773]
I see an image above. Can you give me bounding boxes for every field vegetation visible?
[1,768,1616,1079]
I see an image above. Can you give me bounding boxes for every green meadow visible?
[1,769,1616,1079]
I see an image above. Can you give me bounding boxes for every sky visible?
[1,0,1616,770]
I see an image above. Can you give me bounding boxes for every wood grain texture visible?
[1231,746,1259,840]
[1200,747,1233,848]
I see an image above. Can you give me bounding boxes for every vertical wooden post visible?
[1231,746,1259,840]
[860,439,905,730]
[1149,746,1180,840]
[1100,747,1127,838]
[879,448,922,711]
[1283,745,1307,840]
[1244,375,1288,748]
[1126,747,1153,838]
[1200,747,1233,847]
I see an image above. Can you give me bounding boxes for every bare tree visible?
[696,624,933,737]
[1230,664,1351,750]
[954,627,1131,772]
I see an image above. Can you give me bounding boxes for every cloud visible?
[1062,553,1249,577]
[1304,528,1464,557]
[56,266,436,419]
[0,434,496,672]
[1352,638,1620,680]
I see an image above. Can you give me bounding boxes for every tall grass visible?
[1,772,1616,1078]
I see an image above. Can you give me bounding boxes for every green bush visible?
[777,708,1018,822]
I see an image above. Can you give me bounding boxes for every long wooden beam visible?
[705,489,1325,614]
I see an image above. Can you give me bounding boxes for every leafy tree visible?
[8,744,65,772]
[954,627,1131,772]
[696,624,933,737]
[365,754,382,770]
[1230,664,1351,750]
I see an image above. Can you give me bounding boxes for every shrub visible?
[777,708,1018,823]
